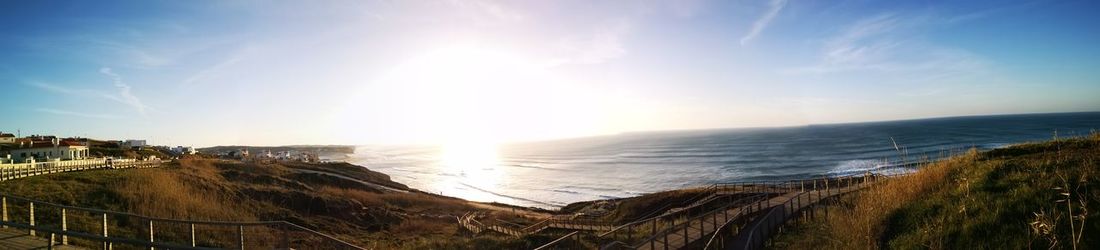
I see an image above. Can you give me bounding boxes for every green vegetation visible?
[775,134,1100,249]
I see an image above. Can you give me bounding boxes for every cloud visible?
[787,13,988,77]
[27,82,81,95]
[98,68,151,115]
[36,108,120,119]
[740,0,788,46]
[546,19,632,66]
[182,53,245,87]
[574,21,631,64]
[86,39,173,68]
[669,0,708,18]
[445,0,525,23]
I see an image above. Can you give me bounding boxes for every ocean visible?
[348,112,1100,208]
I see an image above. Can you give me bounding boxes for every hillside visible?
[5,135,1095,249]
[774,134,1100,249]
[198,145,354,157]
[0,157,555,249]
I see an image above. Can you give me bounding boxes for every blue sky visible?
[1,0,1098,147]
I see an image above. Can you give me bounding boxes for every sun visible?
[334,41,610,145]
[440,140,500,171]
[431,139,508,203]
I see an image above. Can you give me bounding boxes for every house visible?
[172,146,197,155]
[5,138,90,163]
[123,139,147,149]
[0,132,15,145]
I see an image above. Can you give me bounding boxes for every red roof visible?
[0,133,14,138]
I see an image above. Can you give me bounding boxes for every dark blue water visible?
[353,112,1100,208]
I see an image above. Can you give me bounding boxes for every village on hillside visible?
[0,131,194,165]
[0,131,330,166]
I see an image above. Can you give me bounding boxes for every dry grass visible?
[820,151,973,248]
[118,169,254,220]
[388,218,457,236]
[0,157,504,248]
[776,134,1100,249]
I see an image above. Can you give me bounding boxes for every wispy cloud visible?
[27,82,81,95]
[99,67,150,115]
[546,19,633,66]
[787,12,989,78]
[36,108,120,119]
[86,39,173,68]
[943,1,1041,24]
[28,70,152,115]
[740,0,788,46]
[182,52,245,87]
[445,0,525,23]
[668,0,708,18]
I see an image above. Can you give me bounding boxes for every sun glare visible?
[440,140,501,170]
[432,140,508,203]
[335,42,613,145]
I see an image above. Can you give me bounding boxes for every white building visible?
[123,139,147,149]
[172,146,197,155]
[0,132,15,144]
[6,138,90,163]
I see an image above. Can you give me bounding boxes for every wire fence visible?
[0,158,365,249]
[0,192,364,250]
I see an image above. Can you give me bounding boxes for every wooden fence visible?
[0,158,366,250]
[532,175,887,250]
[722,173,904,250]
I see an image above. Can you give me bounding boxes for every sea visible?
[347,112,1100,208]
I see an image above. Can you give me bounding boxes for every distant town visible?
[0,131,331,165]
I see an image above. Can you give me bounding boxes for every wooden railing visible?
[534,174,887,250]
[473,181,801,240]
[720,173,904,250]
[533,231,583,250]
[612,194,771,250]
[534,182,794,250]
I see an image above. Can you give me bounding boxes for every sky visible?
[1,0,1098,147]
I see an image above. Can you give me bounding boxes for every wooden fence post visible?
[280,224,290,249]
[62,208,68,245]
[1,197,6,229]
[148,220,155,250]
[190,223,196,247]
[29,202,35,236]
[103,213,110,250]
[238,225,245,250]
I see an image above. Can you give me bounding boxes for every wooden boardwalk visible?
[636,185,865,250]
[481,176,884,250]
[459,185,795,238]
[0,227,84,250]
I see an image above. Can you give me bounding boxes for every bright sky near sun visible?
[1,0,1099,147]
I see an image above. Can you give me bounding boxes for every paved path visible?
[289,168,409,193]
[0,228,84,250]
